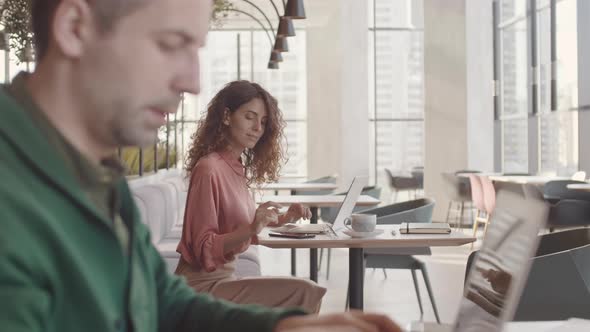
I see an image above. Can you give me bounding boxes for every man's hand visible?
[274,312,402,332]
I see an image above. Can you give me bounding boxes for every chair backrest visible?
[468,229,590,321]
[571,171,587,181]
[548,199,590,227]
[442,172,471,201]
[131,184,170,244]
[479,175,496,214]
[535,228,590,256]
[391,175,420,190]
[544,180,590,201]
[411,167,424,188]
[359,198,435,225]
[384,168,395,188]
[320,185,382,223]
[163,176,189,226]
[359,186,382,199]
[514,229,590,321]
[352,186,382,214]
[468,174,485,211]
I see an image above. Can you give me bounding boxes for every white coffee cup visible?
[344,214,377,232]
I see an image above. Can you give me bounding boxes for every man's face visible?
[76,0,211,148]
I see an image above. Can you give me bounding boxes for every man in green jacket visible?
[0,0,401,331]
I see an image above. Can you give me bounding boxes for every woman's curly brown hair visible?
[184,80,287,186]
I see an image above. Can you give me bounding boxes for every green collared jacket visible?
[0,87,304,332]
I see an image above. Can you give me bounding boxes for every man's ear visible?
[223,108,231,126]
[51,0,96,58]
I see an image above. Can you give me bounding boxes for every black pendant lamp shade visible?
[273,36,289,52]
[270,51,283,62]
[277,17,296,37]
[268,61,279,69]
[285,0,306,19]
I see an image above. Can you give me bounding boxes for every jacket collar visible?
[0,85,122,229]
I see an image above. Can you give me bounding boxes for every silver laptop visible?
[408,189,549,332]
[272,175,368,234]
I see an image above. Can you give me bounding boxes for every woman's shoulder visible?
[191,152,224,176]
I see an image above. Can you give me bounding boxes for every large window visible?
[368,0,425,190]
[499,0,529,173]
[176,29,308,177]
[497,0,580,175]
[537,0,578,175]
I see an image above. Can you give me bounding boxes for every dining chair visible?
[468,174,487,248]
[442,172,472,229]
[385,168,421,203]
[350,198,441,323]
[479,175,496,239]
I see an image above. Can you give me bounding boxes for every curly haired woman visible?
[175,81,326,313]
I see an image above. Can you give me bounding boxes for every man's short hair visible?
[32,0,148,60]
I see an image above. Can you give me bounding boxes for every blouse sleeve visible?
[180,171,232,272]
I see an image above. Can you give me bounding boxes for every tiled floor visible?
[259,229,481,327]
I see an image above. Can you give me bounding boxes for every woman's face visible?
[224,97,268,152]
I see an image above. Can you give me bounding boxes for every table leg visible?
[290,189,297,277]
[348,248,364,310]
[290,248,296,276]
[309,207,319,282]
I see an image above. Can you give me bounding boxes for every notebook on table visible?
[270,176,368,235]
[399,222,451,234]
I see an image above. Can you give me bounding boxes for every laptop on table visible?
[271,175,368,235]
[409,189,549,332]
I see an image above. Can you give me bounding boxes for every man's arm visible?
[0,227,51,331]
[136,223,306,332]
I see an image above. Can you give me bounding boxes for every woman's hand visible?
[277,203,312,225]
[251,201,282,234]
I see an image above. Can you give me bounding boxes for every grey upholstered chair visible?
[513,228,590,321]
[543,180,590,203]
[411,166,424,190]
[358,198,441,323]
[385,168,422,202]
[466,228,590,321]
[543,180,590,230]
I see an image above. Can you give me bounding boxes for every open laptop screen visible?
[454,190,548,332]
[331,176,368,230]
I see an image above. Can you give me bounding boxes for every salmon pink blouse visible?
[176,151,256,272]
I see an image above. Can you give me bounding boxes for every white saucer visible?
[342,229,384,238]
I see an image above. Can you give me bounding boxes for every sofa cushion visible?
[131,185,168,244]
